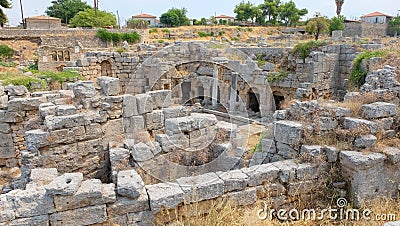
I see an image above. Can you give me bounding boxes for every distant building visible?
[361,12,393,24]
[25,16,62,30]
[215,15,235,25]
[132,13,158,26]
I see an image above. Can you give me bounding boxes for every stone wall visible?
[343,22,389,38]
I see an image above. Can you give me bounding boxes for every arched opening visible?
[195,83,204,102]
[248,90,260,113]
[57,51,64,61]
[51,51,57,61]
[181,81,192,105]
[273,91,285,110]
[100,60,113,77]
[64,51,71,61]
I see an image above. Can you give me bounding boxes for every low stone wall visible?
[343,22,389,38]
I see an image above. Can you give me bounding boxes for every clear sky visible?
[4,0,400,26]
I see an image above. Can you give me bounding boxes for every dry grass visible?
[155,196,400,226]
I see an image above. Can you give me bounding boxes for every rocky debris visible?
[361,65,400,93]
[146,182,185,212]
[117,170,145,199]
[354,134,377,149]
[97,76,121,96]
[360,102,397,119]
[46,173,83,196]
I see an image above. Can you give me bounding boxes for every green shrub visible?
[158,40,165,44]
[96,29,141,44]
[116,47,126,53]
[0,45,14,60]
[0,73,46,90]
[349,50,386,88]
[0,62,17,67]
[247,28,253,32]
[267,70,289,83]
[236,27,242,31]
[149,28,158,33]
[210,31,215,36]
[198,32,209,37]
[218,31,225,36]
[161,29,170,34]
[39,71,83,83]
[293,40,325,63]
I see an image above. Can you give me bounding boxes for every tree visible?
[234,1,258,23]
[0,0,11,24]
[46,0,91,24]
[200,18,207,26]
[335,0,344,16]
[278,1,308,27]
[389,16,400,36]
[330,15,345,35]
[306,16,330,40]
[260,0,281,25]
[160,8,190,27]
[69,8,117,28]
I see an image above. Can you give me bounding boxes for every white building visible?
[215,15,235,25]
[361,12,392,24]
[131,14,158,26]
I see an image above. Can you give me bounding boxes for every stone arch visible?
[57,51,64,61]
[100,60,113,77]
[129,41,275,116]
[273,91,285,110]
[51,51,58,61]
[64,50,71,61]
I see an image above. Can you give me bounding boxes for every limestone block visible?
[296,163,319,180]
[274,121,303,147]
[29,168,58,187]
[107,195,149,216]
[56,105,77,116]
[131,142,154,162]
[97,76,121,96]
[343,117,379,134]
[176,172,224,203]
[146,182,185,212]
[324,146,338,163]
[110,148,130,167]
[340,151,386,170]
[163,106,187,120]
[49,205,107,226]
[273,160,297,184]
[45,173,83,196]
[354,134,377,149]
[382,147,400,164]
[300,145,323,157]
[216,169,249,192]
[273,110,287,120]
[360,102,397,119]
[8,96,46,112]
[7,187,55,218]
[123,115,145,133]
[39,103,56,119]
[241,163,279,186]
[54,179,115,211]
[191,113,218,130]
[25,129,50,152]
[72,81,96,98]
[224,188,257,206]
[44,114,90,131]
[127,211,155,226]
[146,110,164,130]
[261,62,275,71]
[318,117,338,131]
[249,139,275,167]
[6,85,28,96]
[122,94,138,117]
[276,142,298,159]
[0,95,8,109]
[148,90,171,109]
[6,215,49,226]
[0,134,15,158]
[155,134,175,153]
[0,194,14,223]
[117,170,145,199]
[135,94,153,115]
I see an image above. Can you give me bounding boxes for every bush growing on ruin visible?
[349,50,386,88]
[293,40,324,63]
[0,44,14,61]
[306,16,330,41]
[70,8,117,28]
[96,29,141,44]
[329,15,345,35]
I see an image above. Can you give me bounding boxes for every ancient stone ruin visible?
[1,28,400,225]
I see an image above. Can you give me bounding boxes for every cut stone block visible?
[117,170,145,199]
[354,134,377,149]
[224,188,257,206]
[176,172,224,203]
[107,195,149,216]
[45,173,83,196]
[216,170,249,192]
[49,205,107,226]
[145,182,185,212]
[130,142,154,162]
[274,121,303,147]
[241,164,279,186]
[340,151,386,170]
[360,102,397,119]
[97,76,121,96]
[382,147,400,164]
[122,94,138,117]
[29,168,58,187]
[343,117,379,134]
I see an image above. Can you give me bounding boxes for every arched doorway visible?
[181,81,192,105]
[273,91,285,110]
[248,90,260,113]
[100,60,112,77]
